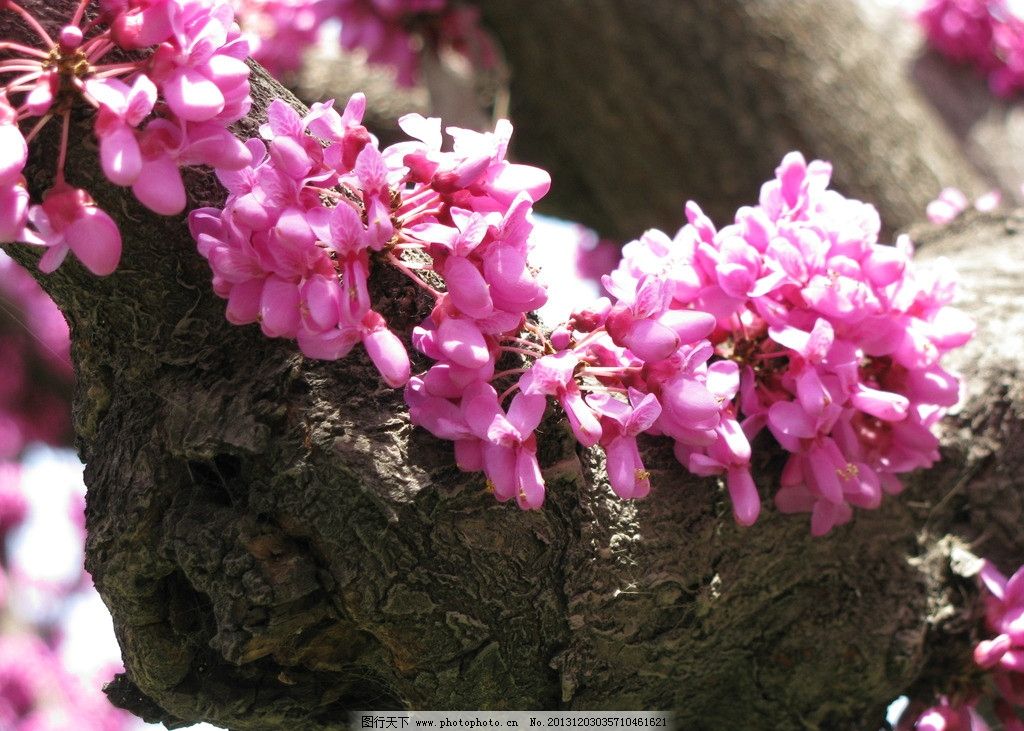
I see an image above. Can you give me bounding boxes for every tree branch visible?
[470,0,986,239]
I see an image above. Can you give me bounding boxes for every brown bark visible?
[288,48,497,148]
[3,3,1024,731]
[468,0,986,239]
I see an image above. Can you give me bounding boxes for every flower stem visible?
[70,0,91,28]
[497,383,521,404]
[492,368,528,381]
[580,366,638,377]
[20,111,51,144]
[83,38,115,63]
[6,2,55,47]
[398,202,443,223]
[499,346,541,359]
[0,41,48,59]
[55,111,70,182]
[501,335,543,351]
[90,62,141,74]
[0,59,43,72]
[386,253,442,298]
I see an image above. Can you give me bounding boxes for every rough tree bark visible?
[3,2,1024,731]
[468,0,987,239]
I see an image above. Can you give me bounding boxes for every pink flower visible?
[0,92,27,188]
[919,0,1024,97]
[682,361,761,526]
[0,184,30,245]
[906,698,989,731]
[462,382,547,508]
[110,1,176,49]
[233,0,332,77]
[0,94,29,244]
[87,76,158,186]
[0,253,72,456]
[148,1,251,122]
[2,0,253,275]
[334,0,447,85]
[927,186,1005,223]
[29,186,122,276]
[903,560,1024,731]
[586,389,661,499]
[519,352,602,447]
[305,94,372,171]
[603,274,715,362]
[927,187,970,225]
[436,316,492,370]
[133,117,251,215]
[361,311,411,387]
[975,562,1024,670]
[603,151,971,532]
[0,462,26,539]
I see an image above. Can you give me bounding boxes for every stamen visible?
[836,463,859,480]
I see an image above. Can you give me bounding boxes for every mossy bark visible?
[3,3,1024,730]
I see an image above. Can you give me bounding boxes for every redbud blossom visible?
[30,186,122,276]
[918,0,1024,97]
[602,151,971,532]
[1,0,254,274]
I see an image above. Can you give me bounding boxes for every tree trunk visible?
[4,3,1024,730]
[468,0,986,239]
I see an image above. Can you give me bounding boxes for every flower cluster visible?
[192,104,971,530]
[0,634,132,731]
[589,152,972,533]
[927,187,1003,225]
[918,0,1024,97]
[0,0,252,274]
[898,696,991,731]
[189,96,550,399]
[971,561,1024,729]
[0,457,136,731]
[334,0,448,86]
[0,253,72,459]
[407,153,971,525]
[899,561,1024,731]
[232,0,494,85]
[191,98,565,504]
[231,0,332,76]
